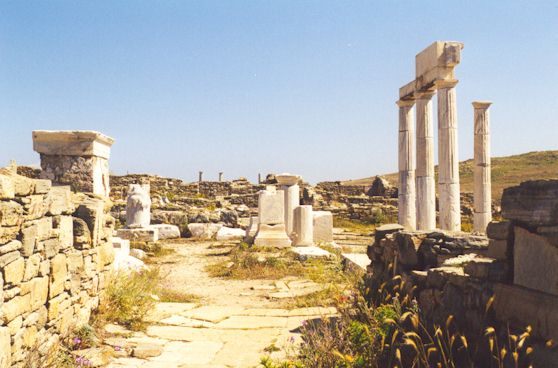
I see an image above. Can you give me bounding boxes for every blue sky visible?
[1,1,557,184]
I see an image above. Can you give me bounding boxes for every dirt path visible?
[106,239,337,368]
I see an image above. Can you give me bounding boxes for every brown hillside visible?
[342,150,558,202]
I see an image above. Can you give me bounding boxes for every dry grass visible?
[333,218,376,234]
[157,289,201,303]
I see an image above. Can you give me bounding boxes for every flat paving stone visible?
[145,302,198,323]
[160,315,215,328]
[239,308,290,317]
[181,305,246,323]
[214,315,287,329]
[148,341,223,365]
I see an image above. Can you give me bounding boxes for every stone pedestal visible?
[126,184,151,228]
[436,80,461,231]
[254,187,291,248]
[415,91,436,231]
[275,173,301,237]
[473,101,492,233]
[397,100,416,230]
[293,205,313,246]
[32,130,114,197]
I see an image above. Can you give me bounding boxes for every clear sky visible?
[1,1,557,184]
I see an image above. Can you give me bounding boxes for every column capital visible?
[396,99,415,108]
[472,101,492,109]
[415,90,436,100]
[434,79,458,89]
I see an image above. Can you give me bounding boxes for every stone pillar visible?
[436,80,461,231]
[293,205,313,246]
[397,100,416,230]
[254,186,291,248]
[32,130,114,197]
[198,171,203,183]
[275,173,301,237]
[415,91,437,231]
[218,172,223,182]
[473,101,492,233]
[258,173,262,184]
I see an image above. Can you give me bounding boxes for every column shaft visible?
[415,91,436,231]
[437,81,461,231]
[397,100,416,230]
[473,102,492,233]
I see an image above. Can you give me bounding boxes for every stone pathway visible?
[105,240,338,367]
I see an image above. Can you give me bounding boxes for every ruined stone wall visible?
[0,169,115,367]
[366,179,558,343]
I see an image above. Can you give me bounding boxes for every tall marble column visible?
[397,99,416,230]
[415,90,436,231]
[436,80,461,231]
[473,101,492,233]
[275,173,301,237]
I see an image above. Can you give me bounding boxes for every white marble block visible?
[313,211,334,244]
[126,184,151,228]
[293,205,313,246]
[254,224,292,248]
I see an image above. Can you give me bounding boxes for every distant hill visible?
[342,150,558,202]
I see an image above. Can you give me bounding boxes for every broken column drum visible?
[254,186,292,248]
[473,101,493,233]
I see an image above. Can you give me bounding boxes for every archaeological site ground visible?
[1,23,558,368]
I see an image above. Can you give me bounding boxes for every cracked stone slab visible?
[145,302,198,323]
[147,341,223,365]
[159,315,215,328]
[214,315,288,329]
[181,305,246,323]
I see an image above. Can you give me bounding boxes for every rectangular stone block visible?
[53,215,73,249]
[254,224,291,248]
[313,211,334,243]
[46,186,73,215]
[514,226,558,295]
[49,254,68,298]
[75,198,105,246]
[258,188,285,225]
[486,221,512,240]
[0,327,11,368]
[501,180,558,227]
[1,293,31,323]
[3,257,24,285]
[20,217,53,256]
[0,174,15,199]
[415,41,463,90]
[0,201,23,227]
[116,228,158,242]
[19,194,48,220]
[487,239,508,260]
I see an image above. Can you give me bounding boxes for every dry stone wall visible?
[0,168,115,368]
[366,179,558,343]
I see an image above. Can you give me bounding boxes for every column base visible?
[254,224,292,248]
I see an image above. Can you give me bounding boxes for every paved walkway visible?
[105,240,337,368]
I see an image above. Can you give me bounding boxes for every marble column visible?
[397,99,416,230]
[275,173,301,237]
[198,171,203,183]
[473,101,492,233]
[219,172,223,182]
[436,80,461,231]
[415,90,436,231]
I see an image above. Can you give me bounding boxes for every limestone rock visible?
[367,176,397,198]
[187,223,222,239]
[46,186,74,215]
[312,211,333,244]
[0,327,11,368]
[215,226,245,241]
[0,174,15,199]
[3,257,25,285]
[150,224,180,240]
[0,201,23,227]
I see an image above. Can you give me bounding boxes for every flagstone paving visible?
[105,240,338,367]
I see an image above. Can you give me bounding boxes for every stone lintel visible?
[32,130,115,160]
[396,99,415,108]
[434,79,459,90]
[415,41,463,92]
[472,101,493,109]
[398,80,416,101]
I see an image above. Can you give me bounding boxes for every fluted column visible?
[415,90,436,231]
[436,80,461,232]
[473,101,492,233]
[397,99,416,230]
